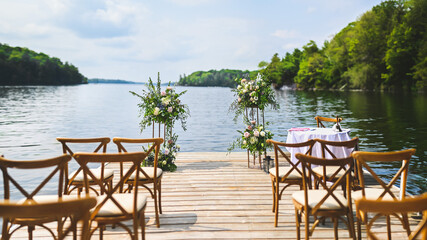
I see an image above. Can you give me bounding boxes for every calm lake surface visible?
[0,84,425,196]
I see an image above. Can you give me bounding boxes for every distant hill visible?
[88,78,141,84]
[178,69,258,87]
[0,43,86,85]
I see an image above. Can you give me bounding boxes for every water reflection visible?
[0,85,425,195]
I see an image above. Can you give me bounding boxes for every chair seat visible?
[70,168,114,182]
[292,190,348,210]
[94,193,147,217]
[269,167,304,179]
[128,167,163,180]
[353,188,397,201]
[312,166,345,178]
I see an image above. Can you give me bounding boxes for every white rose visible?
[243,140,247,145]
[161,97,170,106]
[153,107,160,115]
[260,131,265,137]
[250,137,258,144]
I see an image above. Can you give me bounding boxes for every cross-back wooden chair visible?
[73,152,150,240]
[355,193,427,240]
[0,154,73,239]
[293,153,356,240]
[312,137,359,193]
[351,149,416,240]
[266,139,315,227]
[315,116,343,128]
[112,137,164,228]
[57,137,113,195]
[0,197,97,240]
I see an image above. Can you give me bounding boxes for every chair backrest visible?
[314,116,343,128]
[0,197,97,240]
[315,137,359,159]
[0,155,71,200]
[56,137,110,191]
[73,152,147,219]
[314,137,359,184]
[112,138,163,187]
[266,139,315,181]
[296,153,354,214]
[355,193,427,240]
[352,149,415,200]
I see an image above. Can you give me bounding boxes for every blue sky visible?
[0,0,383,82]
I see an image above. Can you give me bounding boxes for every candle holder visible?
[262,155,274,173]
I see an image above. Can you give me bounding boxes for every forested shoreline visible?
[179,0,426,91]
[0,43,86,85]
[178,69,258,88]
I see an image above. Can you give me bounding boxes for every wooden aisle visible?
[11,152,422,239]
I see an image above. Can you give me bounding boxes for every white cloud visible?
[272,30,298,39]
[307,6,316,13]
[0,0,385,82]
[281,43,301,51]
[168,0,213,6]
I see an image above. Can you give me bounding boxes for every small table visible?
[286,128,353,163]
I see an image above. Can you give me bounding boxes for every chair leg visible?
[99,225,103,240]
[356,219,362,240]
[402,213,411,236]
[28,226,35,240]
[333,217,339,240]
[2,219,10,240]
[271,180,276,213]
[158,180,162,214]
[153,185,160,228]
[295,208,301,240]
[133,216,139,240]
[274,183,279,227]
[347,212,356,239]
[386,215,391,239]
[305,210,310,240]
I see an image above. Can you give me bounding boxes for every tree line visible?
[179,0,426,91]
[178,69,258,88]
[0,43,86,85]
[261,0,425,91]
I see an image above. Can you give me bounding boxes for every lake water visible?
[0,84,425,196]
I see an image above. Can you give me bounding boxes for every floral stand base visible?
[247,152,262,169]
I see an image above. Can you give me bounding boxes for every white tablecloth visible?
[286,128,352,164]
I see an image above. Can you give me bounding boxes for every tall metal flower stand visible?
[152,121,167,142]
[245,107,265,169]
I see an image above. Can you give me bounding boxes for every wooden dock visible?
[11,152,422,239]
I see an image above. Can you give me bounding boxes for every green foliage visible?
[143,133,180,172]
[132,74,190,172]
[130,73,190,131]
[178,69,258,87]
[229,74,279,120]
[0,43,86,85]
[259,0,425,91]
[228,119,274,156]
